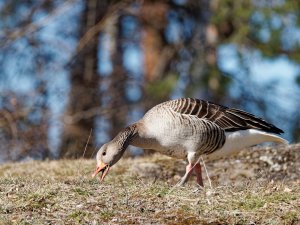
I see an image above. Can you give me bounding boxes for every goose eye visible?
[102,151,106,156]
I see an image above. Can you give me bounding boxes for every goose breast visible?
[140,105,226,158]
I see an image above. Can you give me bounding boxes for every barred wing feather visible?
[163,98,283,134]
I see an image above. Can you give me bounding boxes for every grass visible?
[0,144,299,224]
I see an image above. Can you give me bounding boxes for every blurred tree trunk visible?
[202,0,232,103]
[27,81,50,159]
[105,14,129,138]
[139,0,222,104]
[139,1,171,111]
[60,0,106,158]
[140,2,169,83]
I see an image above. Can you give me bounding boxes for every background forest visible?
[0,0,300,162]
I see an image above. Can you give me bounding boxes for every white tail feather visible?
[206,129,288,161]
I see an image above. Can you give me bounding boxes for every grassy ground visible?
[0,144,299,224]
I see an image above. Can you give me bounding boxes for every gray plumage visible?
[93,98,287,186]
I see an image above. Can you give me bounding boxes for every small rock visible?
[271,163,281,172]
[206,190,213,197]
[76,204,83,209]
[259,155,274,166]
[283,187,292,193]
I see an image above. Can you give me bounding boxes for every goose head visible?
[92,141,124,181]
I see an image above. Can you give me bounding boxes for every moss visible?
[239,196,265,210]
[72,187,91,196]
[266,192,298,203]
[282,211,300,224]
[99,209,115,221]
[69,210,87,223]
[147,184,169,197]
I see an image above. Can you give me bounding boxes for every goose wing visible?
[162,98,283,134]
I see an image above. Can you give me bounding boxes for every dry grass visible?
[0,144,300,224]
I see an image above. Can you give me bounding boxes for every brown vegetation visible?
[0,144,299,224]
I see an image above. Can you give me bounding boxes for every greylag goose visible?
[93,98,287,186]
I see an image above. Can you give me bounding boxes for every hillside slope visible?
[0,144,299,224]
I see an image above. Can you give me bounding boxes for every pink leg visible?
[178,163,194,186]
[194,163,204,187]
[186,163,194,175]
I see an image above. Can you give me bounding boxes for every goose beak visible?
[92,161,110,181]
